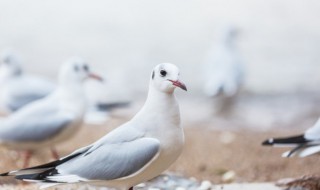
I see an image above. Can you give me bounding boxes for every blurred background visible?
[0,0,320,187]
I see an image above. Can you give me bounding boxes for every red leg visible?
[50,147,59,160]
[23,150,32,168]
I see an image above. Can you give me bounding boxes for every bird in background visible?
[262,118,320,157]
[0,57,103,167]
[203,25,245,114]
[84,77,131,125]
[1,63,187,190]
[0,49,55,113]
[0,49,129,124]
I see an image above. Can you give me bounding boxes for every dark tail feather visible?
[0,172,9,176]
[96,102,130,111]
[15,168,59,181]
[0,152,82,178]
[262,134,308,146]
[20,151,82,171]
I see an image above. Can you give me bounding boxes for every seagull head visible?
[220,24,238,44]
[0,50,22,77]
[59,57,103,85]
[151,63,187,93]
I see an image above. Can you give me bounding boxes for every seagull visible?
[203,25,244,97]
[0,57,103,167]
[0,63,187,190]
[0,50,55,113]
[203,25,244,114]
[0,50,119,125]
[262,118,320,157]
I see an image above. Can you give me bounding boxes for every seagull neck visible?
[133,84,181,131]
[145,84,176,108]
[138,84,179,125]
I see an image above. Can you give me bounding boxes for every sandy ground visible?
[0,116,318,189]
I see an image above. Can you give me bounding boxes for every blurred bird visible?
[203,25,244,113]
[0,57,102,167]
[262,118,320,157]
[0,50,127,124]
[84,78,131,125]
[84,101,130,125]
[0,50,55,113]
[1,63,187,190]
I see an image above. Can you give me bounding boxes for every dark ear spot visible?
[83,64,89,72]
[152,71,155,80]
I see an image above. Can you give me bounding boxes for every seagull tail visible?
[262,134,308,146]
[0,150,84,181]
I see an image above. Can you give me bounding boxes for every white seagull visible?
[203,25,244,98]
[262,118,320,157]
[0,50,55,112]
[0,57,102,167]
[1,63,187,190]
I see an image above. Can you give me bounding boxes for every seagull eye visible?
[83,65,89,72]
[160,70,167,77]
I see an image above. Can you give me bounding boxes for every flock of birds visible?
[0,25,318,190]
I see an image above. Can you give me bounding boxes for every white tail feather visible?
[281,150,293,158]
[47,174,88,183]
[298,146,320,157]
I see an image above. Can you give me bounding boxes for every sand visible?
[0,116,318,189]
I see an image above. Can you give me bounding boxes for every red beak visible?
[168,79,187,91]
[88,73,104,82]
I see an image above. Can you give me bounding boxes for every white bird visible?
[0,50,55,113]
[262,118,320,157]
[203,25,244,98]
[1,63,187,190]
[0,57,102,167]
[0,50,123,125]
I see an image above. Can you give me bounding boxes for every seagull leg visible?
[50,147,59,160]
[129,187,133,190]
[23,150,32,168]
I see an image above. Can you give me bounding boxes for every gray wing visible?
[7,93,48,111]
[55,137,160,180]
[6,75,55,111]
[0,109,74,142]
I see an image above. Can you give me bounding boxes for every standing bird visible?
[0,57,102,167]
[0,50,55,113]
[1,63,187,190]
[262,118,320,157]
[203,25,244,114]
